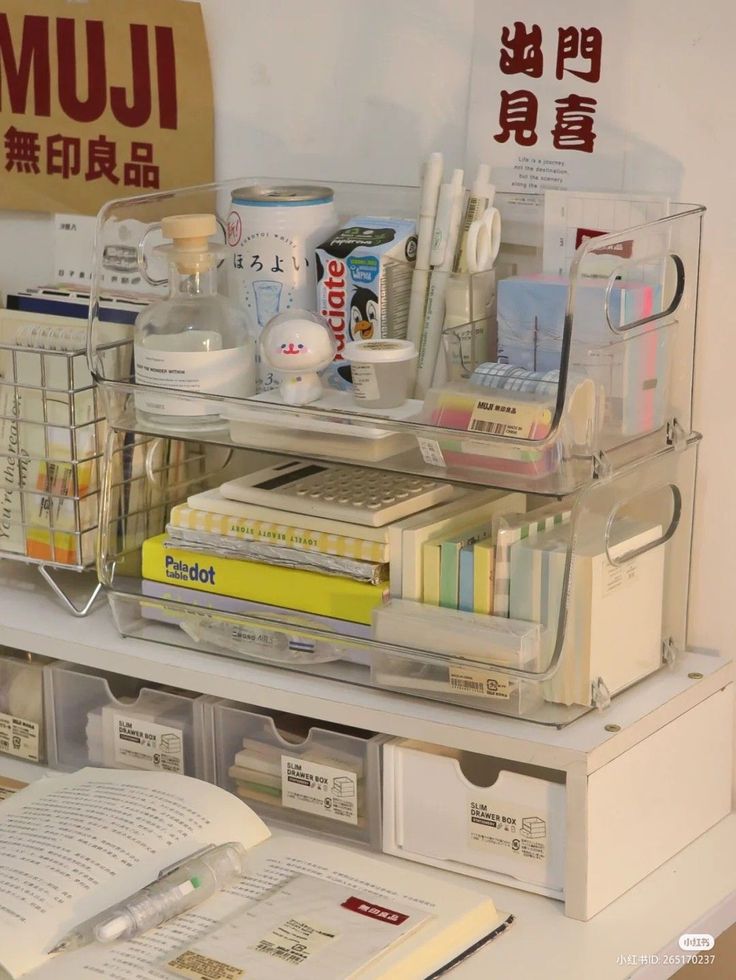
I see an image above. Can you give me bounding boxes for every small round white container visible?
[344,339,417,409]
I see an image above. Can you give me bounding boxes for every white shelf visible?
[2,756,735,979]
[0,562,731,774]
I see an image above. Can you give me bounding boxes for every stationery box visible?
[382,739,566,894]
[496,275,667,437]
[0,650,51,764]
[44,662,210,777]
[509,520,665,706]
[209,700,385,848]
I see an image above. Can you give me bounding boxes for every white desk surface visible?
[2,759,734,980]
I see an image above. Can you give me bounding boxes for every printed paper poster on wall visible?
[0,0,214,215]
[466,2,628,195]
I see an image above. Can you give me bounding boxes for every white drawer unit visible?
[383,742,566,893]
[383,670,733,919]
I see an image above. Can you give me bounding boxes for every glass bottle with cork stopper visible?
[133,212,256,430]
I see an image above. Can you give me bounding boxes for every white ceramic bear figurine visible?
[260,311,337,406]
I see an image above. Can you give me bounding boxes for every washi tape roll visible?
[470,361,560,395]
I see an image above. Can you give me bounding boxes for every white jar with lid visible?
[344,339,417,409]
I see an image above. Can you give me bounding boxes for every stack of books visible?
[141,485,395,633]
[140,472,529,660]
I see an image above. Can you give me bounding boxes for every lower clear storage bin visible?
[382,739,566,897]
[44,661,209,776]
[99,426,700,726]
[0,648,51,764]
[208,700,384,847]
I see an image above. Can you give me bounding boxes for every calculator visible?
[219,459,455,527]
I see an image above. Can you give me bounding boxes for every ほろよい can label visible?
[227,185,338,390]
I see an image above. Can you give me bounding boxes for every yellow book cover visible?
[169,503,389,563]
[142,533,387,625]
[422,540,441,605]
[473,538,495,614]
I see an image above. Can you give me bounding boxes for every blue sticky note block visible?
[458,544,475,612]
[497,274,666,435]
[497,275,657,367]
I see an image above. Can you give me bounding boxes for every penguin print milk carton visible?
[315,217,416,387]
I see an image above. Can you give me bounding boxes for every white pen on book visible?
[49,842,247,953]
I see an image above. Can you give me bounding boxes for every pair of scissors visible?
[465,206,501,273]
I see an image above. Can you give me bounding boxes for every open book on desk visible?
[0,769,511,980]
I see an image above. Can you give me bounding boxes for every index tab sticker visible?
[162,874,427,980]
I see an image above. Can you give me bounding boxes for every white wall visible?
[201,0,475,184]
[613,6,736,792]
[1,0,734,748]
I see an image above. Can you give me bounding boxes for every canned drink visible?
[226,185,339,390]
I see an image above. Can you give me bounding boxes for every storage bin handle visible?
[144,438,234,494]
[137,217,228,288]
[604,482,681,566]
[604,252,686,335]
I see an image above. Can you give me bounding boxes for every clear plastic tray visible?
[87,179,703,495]
[98,430,699,726]
[207,700,383,847]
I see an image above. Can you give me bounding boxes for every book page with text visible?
[28,835,503,980]
[0,769,269,979]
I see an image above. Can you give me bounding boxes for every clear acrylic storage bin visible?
[98,426,699,726]
[208,700,383,847]
[87,179,703,495]
[0,648,51,764]
[44,661,209,775]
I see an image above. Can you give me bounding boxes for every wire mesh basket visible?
[0,331,127,615]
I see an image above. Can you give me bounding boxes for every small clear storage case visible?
[88,179,704,726]
[207,700,384,847]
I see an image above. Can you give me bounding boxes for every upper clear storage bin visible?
[87,179,704,495]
